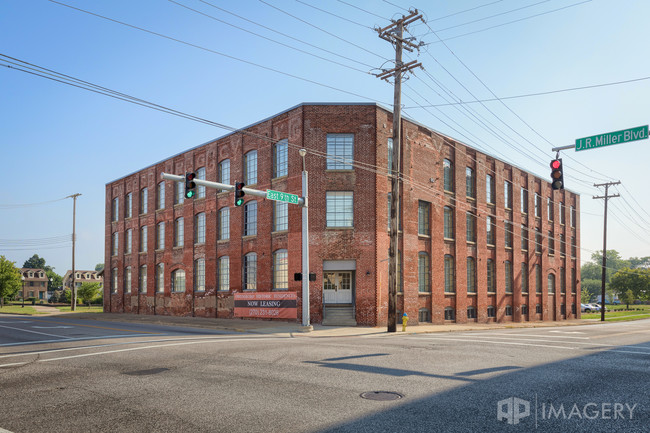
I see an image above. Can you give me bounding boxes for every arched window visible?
[195,213,206,244]
[196,167,206,198]
[244,253,257,291]
[444,206,454,239]
[171,269,185,292]
[487,259,496,293]
[274,139,288,178]
[444,307,455,321]
[466,257,476,293]
[174,217,184,247]
[467,306,477,319]
[273,249,288,291]
[548,273,556,294]
[124,267,131,293]
[505,261,513,293]
[505,305,513,316]
[155,263,164,292]
[418,308,431,322]
[465,167,475,198]
[443,159,454,192]
[487,305,496,318]
[522,304,529,315]
[521,262,528,294]
[194,259,205,292]
[418,252,430,293]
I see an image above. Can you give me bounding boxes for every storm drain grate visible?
[123,368,169,376]
[360,391,404,401]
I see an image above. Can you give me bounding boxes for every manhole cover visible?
[123,368,169,376]
[360,391,404,401]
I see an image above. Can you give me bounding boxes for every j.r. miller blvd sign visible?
[575,125,648,152]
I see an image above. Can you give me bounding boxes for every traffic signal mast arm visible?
[161,173,305,206]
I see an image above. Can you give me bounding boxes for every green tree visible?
[46,269,62,291]
[589,250,630,284]
[580,262,602,281]
[609,268,650,303]
[620,289,635,309]
[0,256,23,307]
[628,256,650,269]
[78,282,101,307]
[23,254,54,272]
[95,263,104,272]
[580,278,601,303]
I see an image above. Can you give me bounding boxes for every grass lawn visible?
[581,304,650,321]
[0,304,42,315]
[54,305,103,313]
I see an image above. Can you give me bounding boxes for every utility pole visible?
[593,181,620,322]
[375,9,423,332]
[67,193,82,311]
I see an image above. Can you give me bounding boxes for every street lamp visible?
[21,274,25,308]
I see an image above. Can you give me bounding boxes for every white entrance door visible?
[323,272,352,304]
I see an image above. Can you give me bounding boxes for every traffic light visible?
[550,159,564,190]
[185,172,196,198]
[234,182,245,206]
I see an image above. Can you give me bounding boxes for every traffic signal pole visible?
[593,181,620,321]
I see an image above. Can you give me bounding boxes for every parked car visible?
[581,303,595,312]
[588,304,601,312]
[612,300,621,305]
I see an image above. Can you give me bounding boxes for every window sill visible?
[139,213,147,217]
[155,249,164,253]
[217,239,230,244]
[466,196,476,202]
[418,291,431,295]
[194,242,205,246]
[272,175,288,182]
[327,227,354,230]
[325,169,354,173]
[467,292,477,296]
[444,292,456,296]
[487,244,496,249]
[443,238,455,243]
[505,246,512,251]
[272,230,289,236]
[242,235,257,240]
[466,241,476,246]
[418,234,431,239]
[487,291,496,295]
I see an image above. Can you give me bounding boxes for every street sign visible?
[266,189,300,204]
[575,125,648,152]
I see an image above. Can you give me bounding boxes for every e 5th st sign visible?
[575,125,648,152]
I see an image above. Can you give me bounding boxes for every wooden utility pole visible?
[593,181,620,321]
[375,10,423,332]
[68,193,82,311]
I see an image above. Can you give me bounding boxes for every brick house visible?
[104,103,581,326]
[20,268,48,301]
[62,270,103,291]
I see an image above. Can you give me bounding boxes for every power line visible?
[0,196,69,209]
[296,0,373,28]
[335,0,390,21]
[429,0,505,22]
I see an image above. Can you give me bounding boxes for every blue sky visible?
[1,0,650,275]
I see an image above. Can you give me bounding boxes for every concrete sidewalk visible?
[33,310,602,337]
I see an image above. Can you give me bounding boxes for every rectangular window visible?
[547,197,553,221]
[560,234,566,257]
[466,167,475,198]
[444,255,455,293]
[174,181,184,205]
[467,257,476,293]
[196,167,206,199]
[521,224,528,252]
[243,253,257,291]
[504,181,512,209]
[156,222,165,250]
[521,262,528,293]
[218,256,230,291]
[486,174,495,204]
[112,198,119,222]
[140,226,148,253]
[466,212,476,243]
[195,213,206,244]
[536,265,542,294]
[139,265,147,293]
[218,207,230,240]
[111,268,118,293]
[140,187,148,214]
[548,231,555,256]
[570,205,576,227]
[443,159,454,193]
[245,151,258,185]
[112,232,118,256]
[561,267,566,294]
[273,250,288,290]
[194,259,205,292]
[520,187,528,214]
[156,264,164,292]
[124,267,131,293]
[218,159,230,185]
[487,259,495,293]
[504,220,513,249]
[535,228,542,253]
[125,229,132,254]
[571,236,576,258]
[244,201,258,236]
[326,134,354,170]
[571,268,576,294]
[157,182,165,210]
[418,201,430,236]
[326,192,353,228]
[534,193,541,218]
[559,202,565,225]
[274,139,288,178]
[443,206,454,240]
[505,261,513,294]
[274,201,288,232]
[486,216,495,246]
[418,252,430,293]
[125,193,133,218]
[174,217,184,247]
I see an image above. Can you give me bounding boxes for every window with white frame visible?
[505,261,513,293]
[244,201,257,236]
[326,192,353,228]
[536,264,542,293]
[547,197,553,221]
[487,259,495,293]
[196,167,206,199]
[112,232,118,256]
[504,220,513,249]
[218,256,229,291]
[326,134,353,170]
[139,265,147,293]
[171,269,185,292]
[218,207,230,240]
[274,139,288,178]
[140,187,148,214]
[156,222,165,250]
[245,151,258,185]
[466,212,476,243]
[125,229,132,254]
[504,181,512,209]
[520,187,528,214]
[418,201,430,236]
[274,201,288,232]
[534,193,541,218]
[195,213,206,244]
[125,193,133,218]
[466,167,475,198]
[140,225,148,253]
[548,273,556,294]
[243,253,257,291]
[174,217,184,247]
[273,249,288,290]
[155,263,164,292]
[157,181,165,210]
[218,159,230,185]
[486,174,495,204]
[521,262,528,293]
[112,198,119,222]
[111,268,118,293]
[486,216,495,246]
[570,205,576,227]
[559,201,565,225]
[174,181,184,205]
[443,159,454,193]
[124,267,131,293]
[443,206,454,240]
[194,259,205,292]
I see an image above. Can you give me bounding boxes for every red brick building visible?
[104,103,581,326]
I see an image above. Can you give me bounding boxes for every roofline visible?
[106,102,579,196]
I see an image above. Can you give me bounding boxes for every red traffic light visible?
[550,160,561,170]
[186,172,196,181]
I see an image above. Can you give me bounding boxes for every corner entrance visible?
[323,272,352,304]
[322,260,356,326]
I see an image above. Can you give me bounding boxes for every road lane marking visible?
[447,334,650,351]
[0,334,147,347]
[460,332,590,339]
[16,318,161,334]
[0,324,70,339]
[32,326,73,329]
[0,336,291,367]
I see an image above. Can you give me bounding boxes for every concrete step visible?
[322,306,357,326]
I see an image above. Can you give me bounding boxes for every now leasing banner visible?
[234,292,298,319]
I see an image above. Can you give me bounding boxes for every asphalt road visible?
[1,315,648,433]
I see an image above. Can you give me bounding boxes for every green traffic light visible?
[185,190,195,199]
[235,198,244,206]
